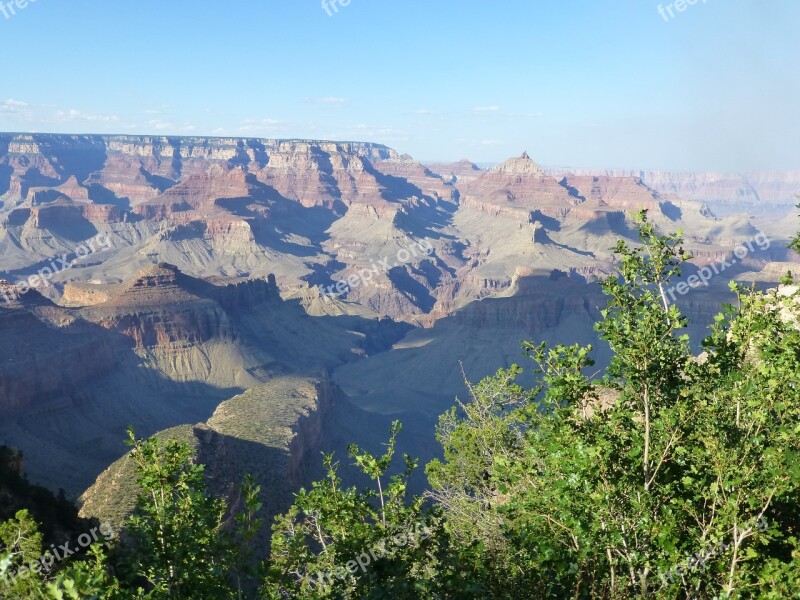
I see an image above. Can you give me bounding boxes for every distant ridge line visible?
[0,132,395,149]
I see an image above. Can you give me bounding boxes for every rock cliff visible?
[78,375,339,533]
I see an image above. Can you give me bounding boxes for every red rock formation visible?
[461,153,578,218]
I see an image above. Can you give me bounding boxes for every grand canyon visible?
[1,133,798,517]
[2,2,799,597]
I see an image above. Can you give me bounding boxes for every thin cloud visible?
[1,99,28,109]
[147,119,174,131]
[325,124,409,142]
[237,118,286,134]
[55,109,121,123]
[0,99,33,120]
[142,120,196,133]
[308,97,349,105]
[473,105,501,114]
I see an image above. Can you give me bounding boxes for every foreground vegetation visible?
[3,212,800,598]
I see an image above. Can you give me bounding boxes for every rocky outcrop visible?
[76,264,280,349]
[200,374,339,505]
[61,282,113,306]
[78,375,340,540]
[460,153,579,218]
[14,201,127,228]
[215,274,280,312]
[491,151,542,176]
[285,377,337,486]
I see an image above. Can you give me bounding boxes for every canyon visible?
[1,133,798,526]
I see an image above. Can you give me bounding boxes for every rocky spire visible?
[492,152,541,175]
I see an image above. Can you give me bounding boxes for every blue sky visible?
[0,0,798,171]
